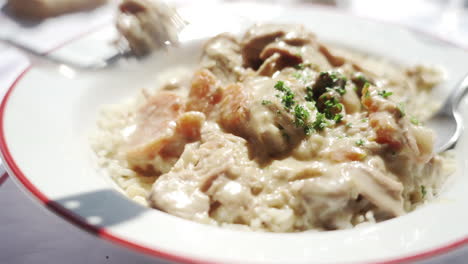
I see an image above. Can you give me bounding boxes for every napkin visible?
[0,0,117,54]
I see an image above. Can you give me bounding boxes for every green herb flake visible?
[274,81,296,110]
[421,185,427,198]
[397,102,406,117]
[357,75,368,83]
[312,112,328,131]
[282,91,296,110]
[261,100,272,106]
[346,122,353,128]
[355,139,365,146]
[378,90,393,98]
[337,87,346,95]
[305,101,315,110]
[361,118,368,123]
[364,89,371,98]
[334,113,343,123]
[274,81,287,92]
[410,116,420,125]
[293,105,310,128]
[294,63,305,70]
[292,72,302,80]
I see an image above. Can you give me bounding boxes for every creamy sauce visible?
[93,24,453,232]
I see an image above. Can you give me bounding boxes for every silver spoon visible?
[427,74,468,153]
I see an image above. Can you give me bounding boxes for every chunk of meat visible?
[318,44,346,67]
[369,112,403,150]
[219,78,306,156]
[117,0,185,56]
[347,163,405,217]
[363,83,435,162]
[260,42,303,62]
[297,165,356,230]
[325,143,367,162]
[7,0,107,19]
[361,83,397,113]
[158,111,206,158]
[124,93,205,175]
[218,83,251,134]
[149,127,255,222]
[125,92,184,160]
[341,84,361,114]
[241,24,313,69]
[186,69,223,116]
[200,34,244,84]
[255,42,303,76]
[406,65,443,90]
[257,53,282,76]
[401,121,435,163]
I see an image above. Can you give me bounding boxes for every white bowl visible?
[2,3,468,264]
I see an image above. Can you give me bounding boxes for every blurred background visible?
[1,0,468,264]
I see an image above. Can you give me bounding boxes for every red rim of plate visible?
[0,173,8,186]
[1,7,468,264]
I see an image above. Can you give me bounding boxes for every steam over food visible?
[91,24,453,232]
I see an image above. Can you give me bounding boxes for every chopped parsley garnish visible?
[294,63,305,70]
[357,75,368,83]
[346,122,353,128]
[363,83,371,98]
[397,102,406,117]
[312,112,328,131]
[261,100,272,105]
[274,81,296,110]
[329,72,339,82]
[294,105,310,128]
[274,80,287,92]
[355,139,365,146]
[410,116,420,125]
[323,97,343,120]
[292,72,302,80]
[378,90,393,98]
[305,101,315,110]
[333,113,344,122]
[337,87,346,95]
[421,185,427,198]
[361,118,368,123]
[282,91,295,110]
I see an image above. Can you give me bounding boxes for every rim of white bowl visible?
[1,4,468,264]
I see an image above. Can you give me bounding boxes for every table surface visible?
[2,1,468,263]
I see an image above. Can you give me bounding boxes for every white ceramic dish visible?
[2,3,468,264]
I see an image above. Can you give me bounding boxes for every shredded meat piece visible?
[117,0,185,56]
